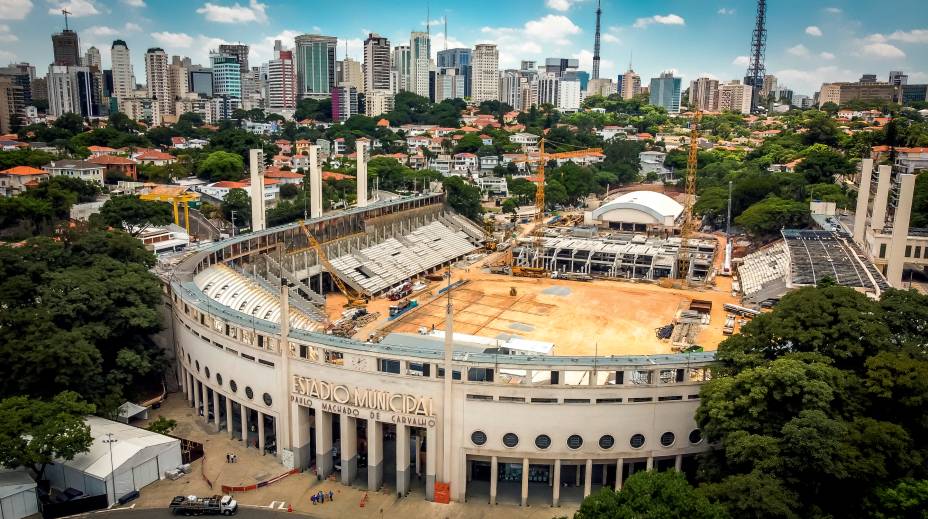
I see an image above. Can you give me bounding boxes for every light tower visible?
[743,0,767,112]
[592,0,602,80]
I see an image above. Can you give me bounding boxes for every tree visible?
[0,391,95,480]
[97,195,173,236]
[442,176,482,221]
[544,178,568,209]
[575,471,727,519]
[911,171,928,228]
[197,151,245,181]
[221,188,251,224]
[796,145,852,184]
[279,183,299,199]
[802,111,840,146]
[52,112,86,135]
[734,197,809,239]
[501,198,518,214]
[146,416,178,435]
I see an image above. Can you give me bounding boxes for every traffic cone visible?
[287,504,292,513]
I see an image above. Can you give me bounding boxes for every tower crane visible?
[677,111,702,285]
[298,221,368,308]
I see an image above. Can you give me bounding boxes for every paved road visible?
[75,506,318,519]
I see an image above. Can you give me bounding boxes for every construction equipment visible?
[482,215,498,252]
[298,221,368,308]
[677,111,702,285]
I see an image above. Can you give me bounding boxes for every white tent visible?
[0,471,37,519]
[44,417,182,505]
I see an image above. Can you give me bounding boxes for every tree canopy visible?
[97,195,173,236]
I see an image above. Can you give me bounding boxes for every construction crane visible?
[298,221,368,308]
[511,141,603,277]
[677,111,702,284]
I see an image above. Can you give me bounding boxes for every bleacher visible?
[737,241,790,298]
[194,264,325,332]
[328,220,478,295]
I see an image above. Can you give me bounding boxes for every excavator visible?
[297,221,368,309]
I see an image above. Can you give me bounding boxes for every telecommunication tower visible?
[743,0,767,112]
[592,0,602,80]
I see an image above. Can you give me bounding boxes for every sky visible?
[1,0,927,96]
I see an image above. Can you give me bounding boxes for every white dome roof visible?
[591,191,684,223]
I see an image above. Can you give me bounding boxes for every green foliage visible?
[294,97,332,122]
[546,163,605,205]
[544,178,568,208]
[453,133,483,154]
[507,177,536,204]
[367,157,439,192]
[208,127,279,163]
[279,183,299,199]
[221,188,251,225]
[601,140,645,185]
[442,176,482,221]
[146,415,178,436]
[501,198,518,214]
[0,391,95,479]
[796,144,853,184]
[575,471,727,519]
[0,177,100,239]
[0,148,57,169]
[734,196,809,239]
[198,150,245,181]
[911,172,928,228]
[801,111,840,146]
[96,195,173,236]
[384,92,464,127]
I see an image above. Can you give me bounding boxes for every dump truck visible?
[170,495,238,516]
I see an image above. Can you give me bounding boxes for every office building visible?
[110,40,134,102]
[409,32,431,98]
[760,74,777,98]
[649,72,682,114]
[392,45,410,93]
[52,29,80,66]
[718,80,752,114]
[189,68,213,97]
[294,35,337,100]
[145,48,171,117]
[218,44,250,74]
[331,85,358,122]
[817,80,898,107]
[558,77,582,112]
[534,73,559,106]
[471,44,499,103]
[84,47,101,69]
[47,65,101,117]
[365,90,393,117]
[0,64,34,116]
[689,77,719,112]
[577,71,589,91]
[889,71,908,86]
[499,70,523,109]
[544,58,579,77]
[520,60,536,71]
[337,58,364,92]
[621,68,640,99]
[364,33,392,95]
[268,50,296,110]
[435,68,466,102]
[0,77,22,132]
[791,94,812,109]
[437,48,471,97]
[168,56,189,106]
[210,52,242,100]
[587,78,616,98]
[900,84,928,104]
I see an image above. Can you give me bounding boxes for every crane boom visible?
[298,221,367,308]
[678,111,702,283]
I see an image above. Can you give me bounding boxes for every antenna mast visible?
[592,0,602,79]
[744,0,767,112]
[444,15,448,51]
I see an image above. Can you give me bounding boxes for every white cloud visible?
[152,31,194,48]
[775,65,854,95]
[824,7,842,13]
[819,51,835,60]
[860,42,906,58]
[121,0,143,6]
[85,21,139,36]
[732,55,750,66]
[887,29,928,43]
[574,49,615,78]
[805,26,822,37]
[46,0,100,17]
[717,8,735,15]
[196,0,267,24]
[124,21,140,31]
[602,33,620,44]
[695,72,718,80]
[546,0,578,11]
[0,23,17,42]
[787,44,810,57]
[524,14,581,42]
[421,18,443,27]
[865,33,887,43]
[0,0,32,20]
[633,14,685,29]
[0,49,16,61]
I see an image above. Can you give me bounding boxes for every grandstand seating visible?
[737,241,790,297]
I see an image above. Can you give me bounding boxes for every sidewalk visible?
[135,394,578,519]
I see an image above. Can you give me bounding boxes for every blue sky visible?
[1,0,926,96]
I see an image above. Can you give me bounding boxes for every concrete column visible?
[367,420,383,491]
[466,460,472,482]
[193,379,201,414]
[414,434,422,477]
[180,367,187,395]
[425,426,437,501]
[615,458,624,491]
[584,459,592,497]
[212,390,220,431]
[489,456,498,505]
[225,397,233,438]
[521,458,529,507]
[575,464,581,486]
[240,403,248,442]
[887,173,916,288]
[340,414,357,485]
[552,459,561,507]
[853,158,874,246]
[646,456,654,471]
[396,425,410,496]
[257,411,265,453]
[602,464,608,486]
[675,454,683,472]
[315,411,333,477]
[309,145,322,218]
[249,149,266,231]
[187,372,194,406]
[871,165,892,230]
[290,403,311,470]
[356,140,368,207]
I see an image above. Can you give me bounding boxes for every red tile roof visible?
[136,150,176,161]
[1,165,47,176]
[89,155,137,165]
[323,171,353,181]
[87,145,116,152]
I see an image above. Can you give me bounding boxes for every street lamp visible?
[103,433,118,505]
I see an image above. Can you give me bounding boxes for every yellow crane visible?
[297,221,368,308]
[677,111,702,284]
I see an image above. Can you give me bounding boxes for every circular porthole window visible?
[195,360,200,372]
[230,380,238,393]
[216,373,223,386]
[567,434,583,450]
[471,431,487,446]
[502,433,519,448]
[661,432,676,447]
[535,434,551,450]
[263,393,272,406]
[689,429,703,445]
[204,367,210,379]
[630,434,646,449]
[245,386,254,399]
[599,435,615,449]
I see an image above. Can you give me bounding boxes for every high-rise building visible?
[621,68,640,99]
[889,70,908,86]
[31,78,48,103]
[210,52,242,99]
[365,90,394,117]
[409,32,431,98]
[84,47,101,69]
[435,68,466,102]
[218,44,250,74]
[615,74,623,97]
[337,58,364,92]
[520,60,537,71]
[576,71,590,92]
[111,40,134,102]
[817,80,898,107]
[544,58,579,77]
[392,45,411,93]
[471,44,499,103]
[534,73,559,106]
[145,48,171,117]
[364,33,391,95]
[760,74,777,98]
[587,78,616,98]
[901,84,928,104]
[718,80,752,114]
[558,76,582,111]
[331,85,358,122]
[268,50,296,110]
[47,65,100,117]
[294,34,337,100]
[689,77,719,112]
[52,29,80,66]
[649,71,682,113]
[499,70,523,109]
[168,56,189,106]
[0,64,34,115]
[189,68,213,97]
[437,48,471,97]
[0,76,20,133]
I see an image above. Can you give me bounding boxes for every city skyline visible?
[0,0,925,96]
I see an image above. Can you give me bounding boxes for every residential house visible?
[274,139,293,154]
[0,165,48,196]
[453,152,478,172]
[264,168,304,185]
[639,151,672,180]
[480,155,499,171]
[43,160,105,185]
[295,139,311,155]
[88,155,139,181]
[134,150,177,166]
[477,176,508,198]
[479,134,493,146]
[87,145,117,157]
[509,132,540,151]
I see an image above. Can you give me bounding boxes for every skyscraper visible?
[52,30,80,66]
[111,40,134,102]
[145,48,171,117]
[392,45,410,93]
[364,33,391,95]
[499,70,523,109]
[84,47,101,69]
[337,58,364,93]
[294,34,337,100]
[47,65,100,117]
[690,77,719,111]
[218,44,250,74]
[621,68,641,99]
[471,44,499,103]
[718,80,752,114]
[760,74,777,98]
[437,48,471,96]
[210,52,242,99]
[331,86,358,122]
[649,71,682,114]
[544,58,579,77]
[409,32,431,98]
[889,70,908,86]
[268,49,296,110]
[168,56,189,107]
[435,69,466,102]
[592,0,602,80]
